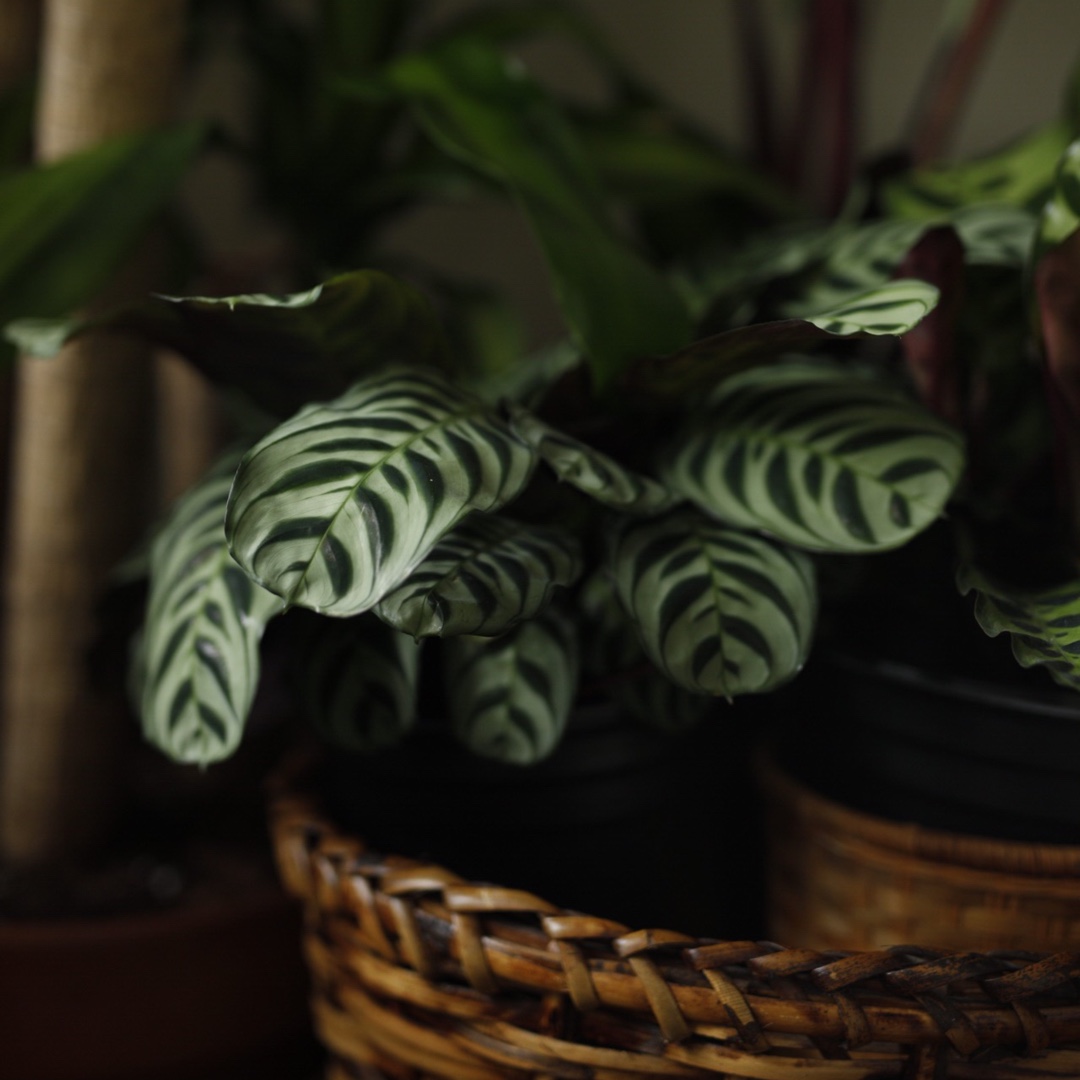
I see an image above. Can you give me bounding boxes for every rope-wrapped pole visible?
[0,0,187,865]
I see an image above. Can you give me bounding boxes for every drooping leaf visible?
[362,36,692,388]
[9,270,451,416]
[578,569,715,732]
[302,615,421,750]
[661,364,965,554]
[0,123,203,359]
[1034,138,1080,268]
[226,365,537,616]
[444,605,578,764]
[140,450,284,765]
[882,120,1070,219]
[631,279,940,399]
[959,565,1080,691]
[609,508,817,696]
[508,403,679,514]
[375,513,581,638]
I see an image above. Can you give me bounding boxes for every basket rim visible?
[268,752,1080,1063]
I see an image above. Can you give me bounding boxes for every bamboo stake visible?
[0,0,187,865]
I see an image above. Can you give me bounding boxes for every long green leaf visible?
[959,565,1080,691]
[444,605,578,764]
[226,365,537,616]
[8,270,451,416]
[375,513,581,637]
[609,508,817,696]
[508,403,679,514]
[0,124,202,354]
[632,280,939,399]
[364,37,692,388]
[303,615,421,750]
[661,364,965,554]
[141,450,284,765]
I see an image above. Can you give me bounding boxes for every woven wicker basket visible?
[270,756,1080,1080]
[763,758,1080,954]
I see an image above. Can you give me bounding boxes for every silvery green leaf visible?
[444,605,578,764]
[508,403,679,514]
[226,364,537,616]
[662,363,965,554]
[610,508,817,697]
[959,565,1080,692]
[375,513,581,638]
[303,616,421,751]
[141,451,284,764]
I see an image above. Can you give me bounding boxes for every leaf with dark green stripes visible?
[507,404,679,514]
[959,565,1080,692]
[302,616,421,750]
[882,120,1070,220]
[226,365,537,616]
[444,605,578,764]
[609,508,817,696]
[661,364,965,553]
[375,513,582,638]
[140,450,284,764]
[632,280,939,399]
[578,568,717,732]
[1034,137,1080,267]
[8,270,452,417]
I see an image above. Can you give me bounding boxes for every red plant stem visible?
[782,1,824,196]
[822,0,859,216]
[734,0,778,175]
[911,0,1010,166]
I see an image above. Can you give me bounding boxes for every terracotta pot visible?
[0,881,315,1080]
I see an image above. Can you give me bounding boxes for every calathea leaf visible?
[141,450,284,765]
[375,513,582,638]
[8,270,451,417]
[302,615,421,751]
[661,364,965,554]
[630,279,939,399]
[579,569,715,732]
[958,565,1080,691]
[226,364,537,616]
[609,508,817,696]
[507,403,679,514]
[444,605,578,764]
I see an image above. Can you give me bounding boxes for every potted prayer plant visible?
[16,2,1080,1076]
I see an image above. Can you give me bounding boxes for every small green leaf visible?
[661,364,965,553]
[508,403,679,514]
[141,449,284,765]
[959,565,1080,691]
[609,508,817,696]
[9,270,452,416]
[303,616,421,750]
[444,605,579,764]
[804,279,941,337]
[226,365,537,616]
[375,513,581,638]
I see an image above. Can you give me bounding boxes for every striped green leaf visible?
[661,364,965,554]
[375,513,582,638]
[802,279,940,336]
[226,365,537,616]
[508,404,679,514]
[609,508,817,696]
[959,566,1080,692]
[578,570,716,732]
[444,606,578,764]
[303,616,421,751]
[141,451,284,765]
[1035,138,1080,266]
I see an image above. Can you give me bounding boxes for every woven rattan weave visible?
[270,758,1080,1079]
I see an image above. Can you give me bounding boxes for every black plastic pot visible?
[775,649,1080,843]
[320,700,766,938]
